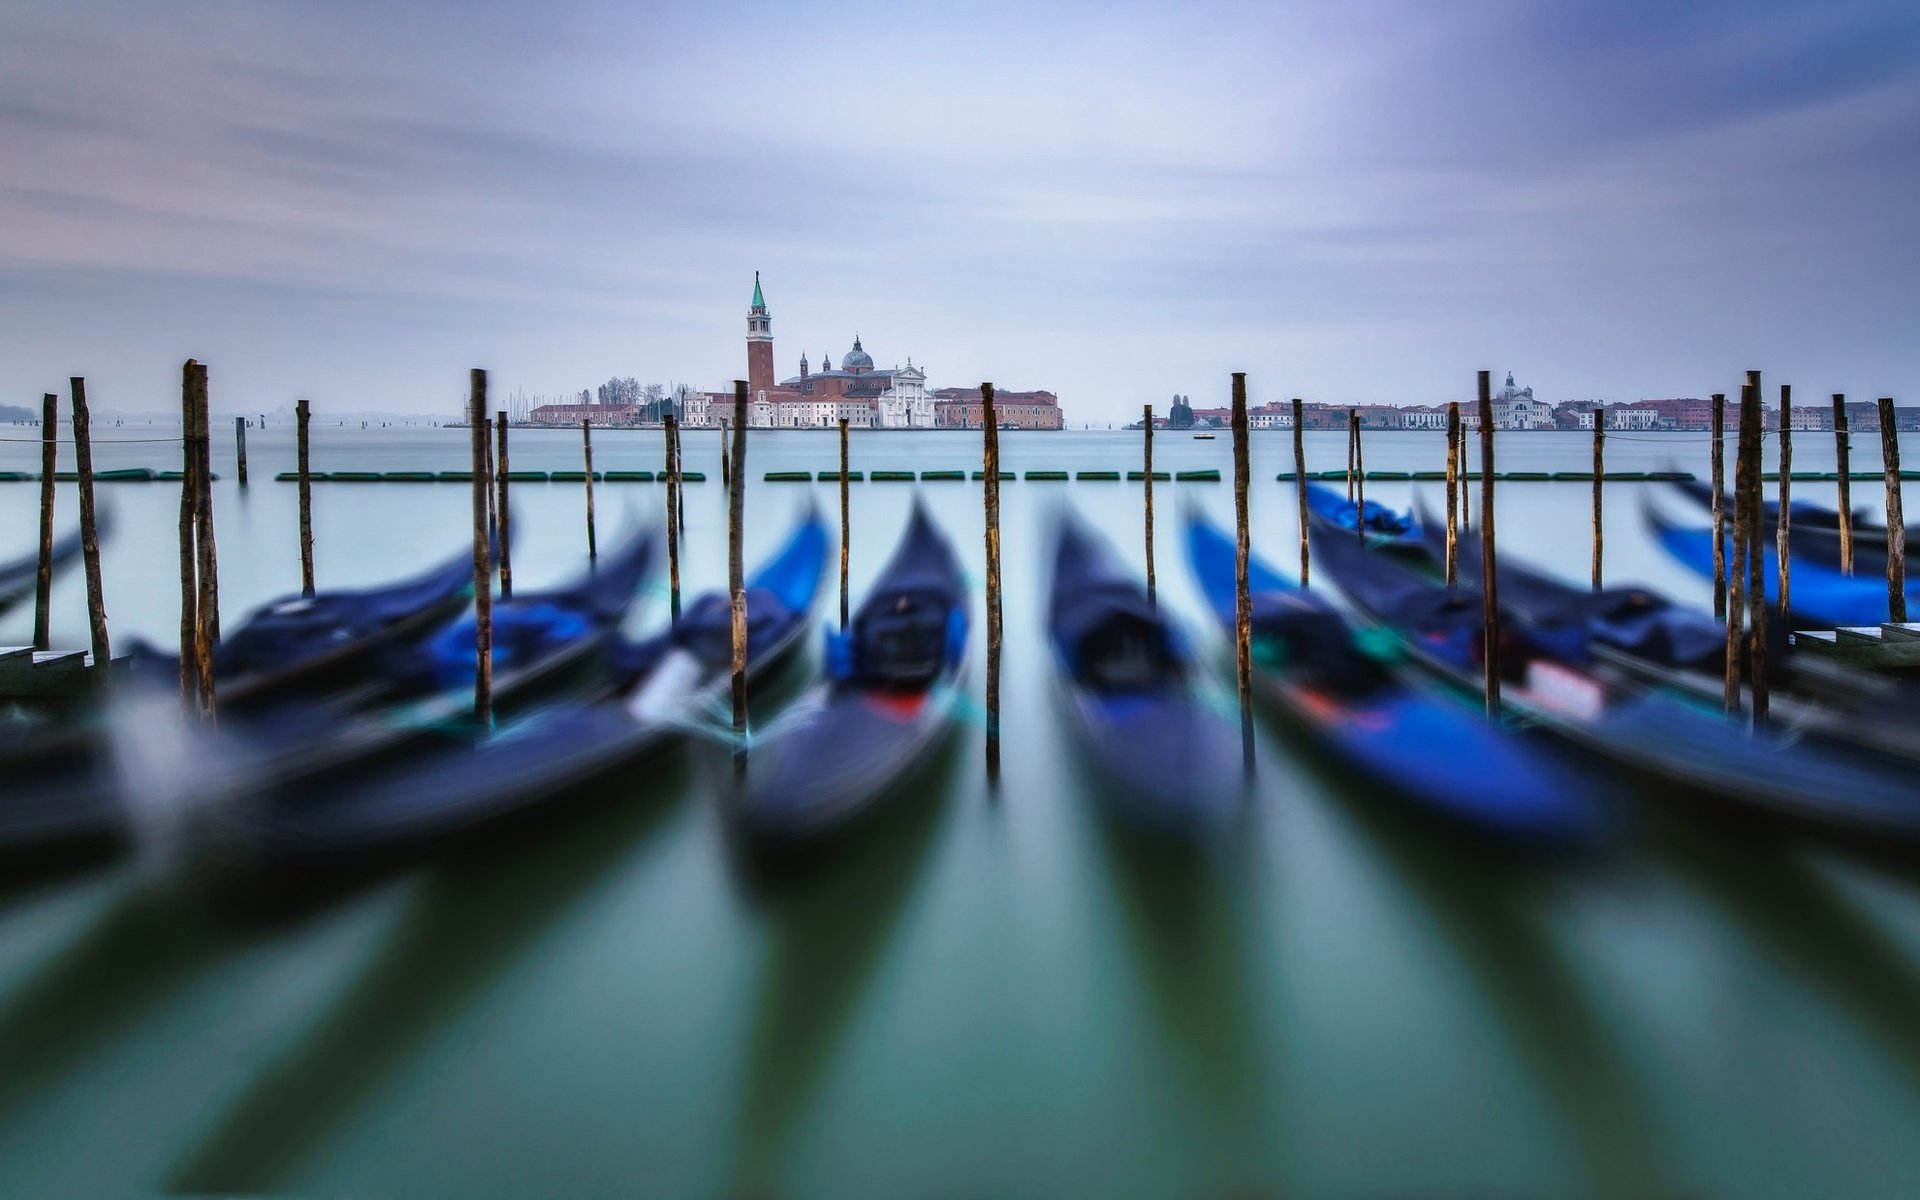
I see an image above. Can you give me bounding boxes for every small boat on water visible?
[1312,525,1920,845]
[732,500,968,842]
[1668,479,1913,569]
[204,508,830,870]
[1187,513,1607,845]
[1193,432,1217,440]
[1646,503,1917,630]
[1304,482,1424,551]
[1048,512,1241,835]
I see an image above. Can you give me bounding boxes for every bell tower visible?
[746,271,774,397]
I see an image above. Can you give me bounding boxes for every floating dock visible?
[1791,623,1920,667]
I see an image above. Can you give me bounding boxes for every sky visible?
[2,0,1917,420]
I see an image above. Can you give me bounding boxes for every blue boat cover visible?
[1305,482,1419,541]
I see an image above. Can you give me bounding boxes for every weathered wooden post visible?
[664,416,681,622]
[1591,404,1605,591]
[1833,394,1854,575]
[838,417,850,630]
[673,420,686,535]
[983,382,1003,777]
[1477,371,1500,718]
[1724,385,1751,715]
[1351,409,1366,542]
[1777,385,1792,615]
[1744,373,1768,727]
[34,392,56,650]
[1142,403,1156,606]
[179,368,200,707]
[1445,401,1461,588]
[1231,372,1253,762]
[720,419,731,488]
[581,418,597,560]
[1292,398,1309,585]
[481,417,494,536]
[69,378,110,683]
[192,364,219,649]
[1458,404,1471,534]
[469,370,493,726]
[296,398,315,597]
[1345,408,1357,504]
[235,416,248,486]
[728,382,749,752]
[495,410,512,598]
[1710,393,1726,620]
[1880,396,1907,622]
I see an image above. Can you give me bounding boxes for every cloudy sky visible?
[3,0,1916,419]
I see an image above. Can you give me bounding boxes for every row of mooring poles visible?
[176,362,218,719]
[1721,373,1771,724]
[26,380,114,683]
[982,382,1003,778]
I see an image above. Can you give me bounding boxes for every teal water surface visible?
[2,425,1919,1198]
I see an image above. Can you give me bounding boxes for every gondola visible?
[1668,479,1911,567]
[1646,502,1916,629]
[117,540,480,712]
[1312,525,1920,844]
[0,522,89,617]
[200,507,830,869]
[731,501,968,841]
[1671,478,1863,532]
[1048,513,1241,834]
[1186,513,1607,845]
[1303,482,1423,550]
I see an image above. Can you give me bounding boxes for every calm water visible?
[3,424,1920,1197]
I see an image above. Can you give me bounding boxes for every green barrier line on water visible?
[550,470,602,482]
[765,471,813,482]
[1410,470,1449,480]
[1129,470,1171,481]
[1025,470,1069,481]
[1365,470,1413,481]
[436,471,472,482]
[509,470,553,482]
[921,469,967,481]
[1075,470,1120,481]
[328,471,382,482]
[1603,471,1649,481]
[871,470,915,481]
[971,470,1015,481]
[383,471,437,482]
[0,471,34,482]
[1175,469,1221,482]
[818,470,864,482]
[1551,471,1594,481]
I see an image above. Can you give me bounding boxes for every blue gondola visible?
[1647,503,1915,629]
[732,501,968,841]
[1187,514,1608,845]
[1047,513,1241,834]
[1313,525,1920,843]
[206,507,831,868]
[1668,479,1909,567]
[1303,482,1422,549]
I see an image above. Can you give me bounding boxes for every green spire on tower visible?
[751,271,765,309]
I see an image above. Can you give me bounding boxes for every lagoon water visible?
[3,423,1919,1197]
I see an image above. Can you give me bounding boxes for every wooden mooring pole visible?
[1231,372,1253,763]
[1744,373,1768,727]
[1833,394,1854,575]
[178,367,200,707]
[728,381,749,754]
[1345,408,1357,504]
[1351,409,1365,542]
[1445,401,1460,588]
[296,399,315,597]
[1292,398,1309,585]
[235,416,248,487]
[983,382,1003,777]
[1458,404,1471,534]
[1710,393,1727,620]
[495,411,513,598]
[192,365,219,650]
[1724,384,1751,715]
[1880,396,1907,623]
[673,420,686,536]
[838,417,850,630]
[468,370,492,727]
[1777,385,1792,616]
[482,418,495,535]
[1591,404,1605,591]
[34,392,56,650]
[581,419,597,560]
[70,379,109,682]
[1142,403,1155,606]
[664,416,681,622]
[720,419,731,489]
[1477,371,1500,719]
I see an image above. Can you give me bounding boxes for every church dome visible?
[841,336,874,373]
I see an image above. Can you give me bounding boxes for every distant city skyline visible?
[3,1,1916,421]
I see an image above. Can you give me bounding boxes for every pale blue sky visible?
[2,0,1916,418]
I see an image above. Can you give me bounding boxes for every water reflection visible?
[165,759,690,1193]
